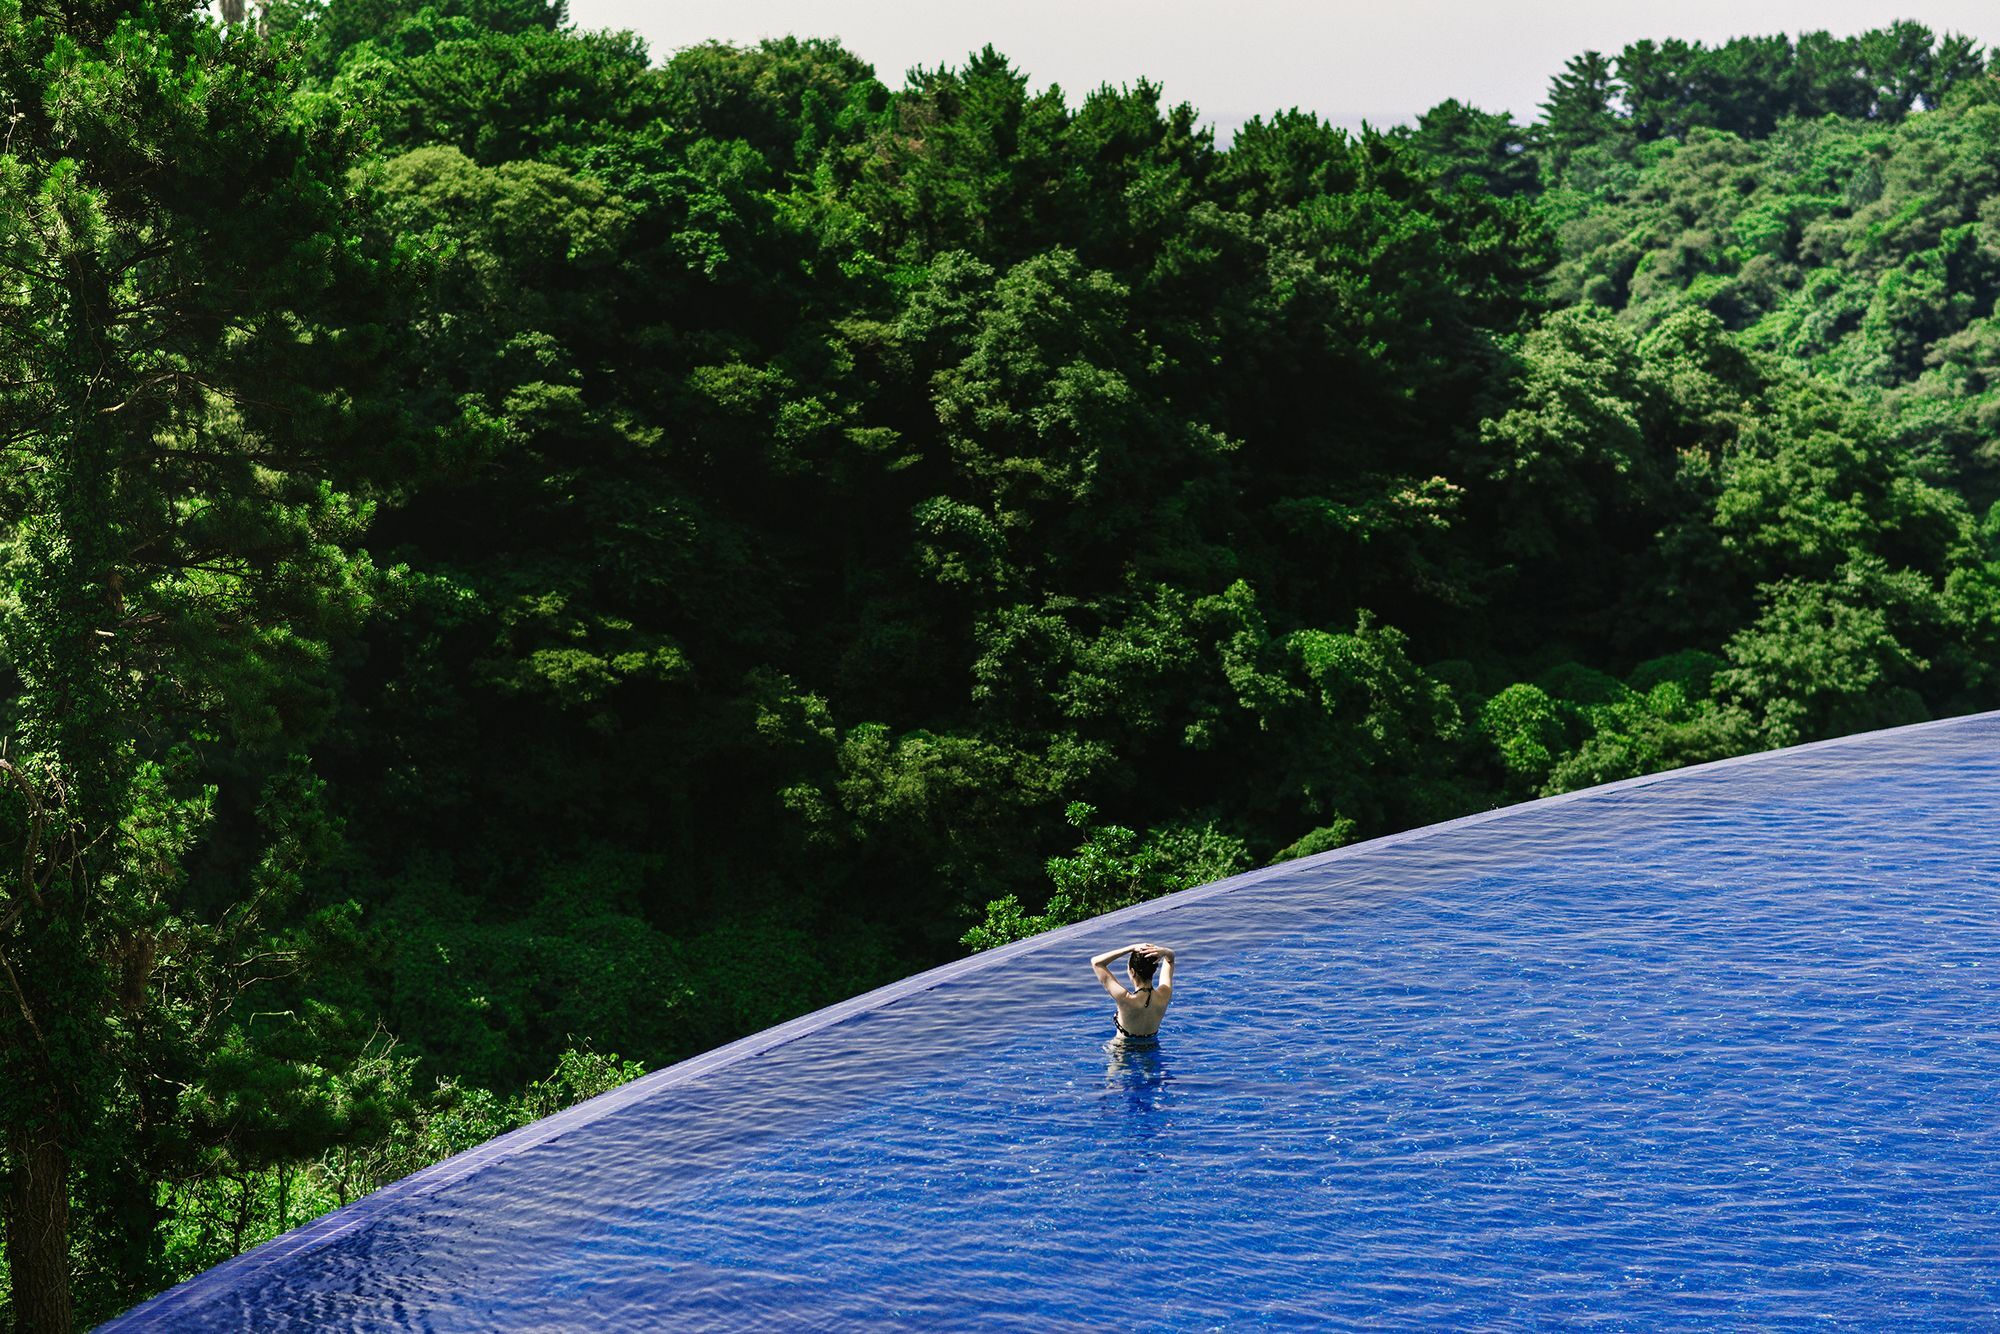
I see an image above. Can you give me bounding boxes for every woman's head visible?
[1128,950,1157,987]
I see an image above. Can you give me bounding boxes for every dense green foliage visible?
[6,7,2000,1323]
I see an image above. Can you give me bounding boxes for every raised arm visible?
[1090,944,1141,999]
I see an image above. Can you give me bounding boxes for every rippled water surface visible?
[112,716,2000,1329]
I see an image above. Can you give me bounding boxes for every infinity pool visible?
[111,713,2000,1328]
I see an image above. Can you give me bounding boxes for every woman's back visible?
[1090,942,1176,1037]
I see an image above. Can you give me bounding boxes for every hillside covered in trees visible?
[7,4,2000,1323]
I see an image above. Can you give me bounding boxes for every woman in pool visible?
[1090,941,1175,1038]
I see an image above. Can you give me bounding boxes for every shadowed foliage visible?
[4,8,2000,1324]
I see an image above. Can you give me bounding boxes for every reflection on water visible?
[1104,1033,1169,1114]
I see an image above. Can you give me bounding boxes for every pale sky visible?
[566,1,2000,137]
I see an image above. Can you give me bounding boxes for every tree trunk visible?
[6,1124,73,1334]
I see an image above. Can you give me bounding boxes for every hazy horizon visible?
[566,2,2000,136]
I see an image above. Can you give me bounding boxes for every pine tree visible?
[0,1,405,1323]
[1536,50,1622,173]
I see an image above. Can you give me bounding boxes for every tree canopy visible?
[6,9,2000,1325]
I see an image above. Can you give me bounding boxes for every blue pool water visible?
[111,714,2000,1329]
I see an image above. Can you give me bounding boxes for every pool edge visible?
[100,707,2000,1328]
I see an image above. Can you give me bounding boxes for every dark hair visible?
[1129,951,1157,986]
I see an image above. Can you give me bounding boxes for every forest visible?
[6,3,2000,1324]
